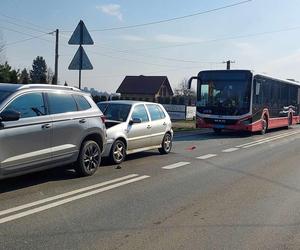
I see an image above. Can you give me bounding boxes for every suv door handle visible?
[42,123,52,129]
[79,119,87,124]
[147,125,152,129]
[163,122,167,126]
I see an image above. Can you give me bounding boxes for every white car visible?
[98,101,173,164]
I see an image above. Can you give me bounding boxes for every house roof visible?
[116,75,174,95]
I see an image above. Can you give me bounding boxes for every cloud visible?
[120,35,146,42]
[97,4,123,21]
[263,49,300,79]
[232,42,260,57]
[155,34,202,44]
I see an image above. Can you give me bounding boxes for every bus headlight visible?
[241,117,252,125]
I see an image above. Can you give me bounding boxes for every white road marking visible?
[0,174,139,217]
[162,162,190,170]
[222,147,239,153]
[236,131,299,148]
[243,131,300,148]
[197,154,217,160]
[0,175,150,225]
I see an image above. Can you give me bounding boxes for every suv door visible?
[127,104,152,150]
[146,104,168,146]
[46,92,88,162]
[0,92,52,176]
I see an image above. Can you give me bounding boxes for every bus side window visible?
[254,79,263,105]
[262,80,270,106]
[255,81,261,96]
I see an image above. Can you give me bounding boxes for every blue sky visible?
[1,0,300,92]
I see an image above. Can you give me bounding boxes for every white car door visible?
[146,104,168,146]
[126,104,153,151]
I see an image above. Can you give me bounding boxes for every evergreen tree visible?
[19,68,30,84]
[0,62,19,83]
[0,62,12,82]
[10,69,19,83]
[30,56,47,83]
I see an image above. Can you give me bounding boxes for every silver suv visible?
[0,83,106,179]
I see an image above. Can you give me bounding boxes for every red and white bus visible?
[188,70,300,134]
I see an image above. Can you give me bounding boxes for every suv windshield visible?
[98,103,131,122]
[0,90,12,104]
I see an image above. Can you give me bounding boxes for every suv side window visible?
[47,92,78,114]
[73,95,91,111]
[5,92,46,118]
[131,105,149,122]
[146,104,164,121]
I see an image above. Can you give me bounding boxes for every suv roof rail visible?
[19,84,81,91]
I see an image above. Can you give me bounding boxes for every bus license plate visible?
[214,124,225,129]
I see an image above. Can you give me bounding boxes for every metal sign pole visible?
[79,21,83,89]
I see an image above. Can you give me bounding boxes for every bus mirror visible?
[188,76,198,89]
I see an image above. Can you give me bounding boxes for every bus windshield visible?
[197,71,252,116]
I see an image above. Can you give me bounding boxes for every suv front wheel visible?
[76,140,101,176]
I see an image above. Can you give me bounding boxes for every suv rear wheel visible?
[76,140,101,176]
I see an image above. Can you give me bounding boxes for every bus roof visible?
[254,73,300,87]
[198,69,300,87]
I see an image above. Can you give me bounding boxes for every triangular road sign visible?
[68,20,94,45]
[68,46,93,70]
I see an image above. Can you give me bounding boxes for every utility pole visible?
[223,60,235,70]
[53,29,59,85]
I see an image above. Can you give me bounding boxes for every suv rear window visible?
[47,92,77,114]
[74,95,91,111]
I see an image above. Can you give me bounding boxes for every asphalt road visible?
[1,126,300,249]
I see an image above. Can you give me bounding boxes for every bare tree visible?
[0,31,5,64]
[174,78,196,97]
[46,67,54,84]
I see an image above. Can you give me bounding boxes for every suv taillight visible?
[100,115,106,123]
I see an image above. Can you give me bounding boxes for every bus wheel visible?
[287,114,293,129]
[213,128,222,134]
[261,116,268,135]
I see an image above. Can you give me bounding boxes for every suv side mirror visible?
[129,117,142,125]
[0,110,21,122]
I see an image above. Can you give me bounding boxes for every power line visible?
[61,0,252,32]
[85,48,176,68]
[0,18,47,34]
[57,35,220,67]
[3,34,50,48]
[121,25,300,52]
[0,26,53,44]
[84,64,220,79]
[0,12,53,32]
[0,23,198,68]
[86,41,222,64]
